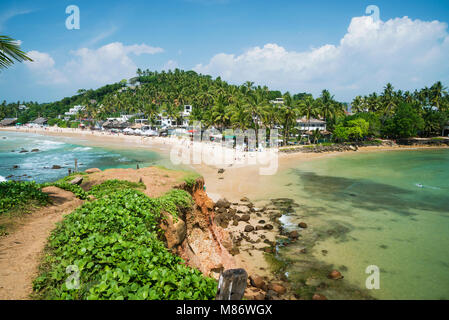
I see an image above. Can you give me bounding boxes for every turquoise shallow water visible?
[274,149,449,299]
[0,131,167,183]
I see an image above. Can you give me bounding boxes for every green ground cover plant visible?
[32,188,217,300]
[0,181,50,214]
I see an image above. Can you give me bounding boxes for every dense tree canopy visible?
[1,69,448,143]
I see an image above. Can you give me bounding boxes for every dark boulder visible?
[298,222,308,229]
[244,225,254,232]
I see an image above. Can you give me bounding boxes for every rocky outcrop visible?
[396,138,449,146]
[69,176,83,185]
[85,168,101,174]
[172,178,237,277]
[159,212,187,249]
[282,144,359,154]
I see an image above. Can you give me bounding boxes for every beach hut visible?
[0,118,18,126]
[32,117,48,126]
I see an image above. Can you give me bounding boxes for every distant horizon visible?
[1,0,449,103]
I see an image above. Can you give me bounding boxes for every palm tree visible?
[317,89,335,123]
[0,35,33,69]
[298,96,319,143]
[380,83,397,119]
[244,88,269,148]
[430,81,448,111]
[229,99,251,130]
[351,96,365,113]
[279,93,299,146]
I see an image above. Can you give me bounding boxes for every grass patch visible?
[182,172,201,188]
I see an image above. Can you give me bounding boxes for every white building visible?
[19,105,28,111]
[65,105,85,116]
[270,98,284,105]
[296,117,327,132]
[155,105,193,128]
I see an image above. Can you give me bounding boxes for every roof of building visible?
[0,118,18,126]
[297,117,326,124]
[103,119,130,128]
[32,117,48,125]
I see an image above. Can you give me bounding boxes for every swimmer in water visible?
[416,183,423,188]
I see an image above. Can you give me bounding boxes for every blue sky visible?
[1,0,449,103]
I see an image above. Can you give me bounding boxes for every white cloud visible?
[194,16,449,100]
[25,42,163,88]
[25,51,68,84]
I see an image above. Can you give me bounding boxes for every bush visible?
[70,122,80,129]
[0,181,50,214]
[89,179,145,199]
[382,103,424,138]
[333,118,369,142]
[33,189,217,300]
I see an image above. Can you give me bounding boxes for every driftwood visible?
[215,268,248,300]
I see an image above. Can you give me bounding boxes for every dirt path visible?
[0,187,83,300]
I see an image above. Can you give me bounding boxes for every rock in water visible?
[51,165,62,169]
[328,270,344,280]
[298,222,308,229]
[289,230,299,239]
[240,197,250,202]
[218,168,225,174]
[70,176,83,185]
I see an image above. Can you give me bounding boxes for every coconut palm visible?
[298,96,319,143]
[279,93,300,146]
[430,81,448,111]
[0,35,33,69]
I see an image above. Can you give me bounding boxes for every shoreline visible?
[2,127,449,299]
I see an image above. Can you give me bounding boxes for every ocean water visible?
[272,149,449,299]
[0,131,166,183]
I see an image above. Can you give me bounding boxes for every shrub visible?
[0,181,50,214]
[89,179,145,199]
[33,189,217,300]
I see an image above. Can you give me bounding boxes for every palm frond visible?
[0,35,33,69]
